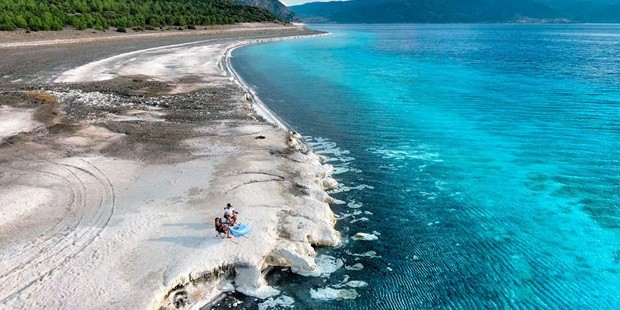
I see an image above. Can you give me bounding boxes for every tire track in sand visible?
[0,152,116,303]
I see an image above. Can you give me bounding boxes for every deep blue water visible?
[232,24,620,309]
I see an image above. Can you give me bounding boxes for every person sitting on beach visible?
[214,217,231,238]
[223,203,238,226]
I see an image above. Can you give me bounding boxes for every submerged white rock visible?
[346,280,368,288]
[345,263,364,271]
[347,250,381,258]
[310,287,359,300]
[322,177,338,190]
[351,232,379,241]
[258,295,295,310]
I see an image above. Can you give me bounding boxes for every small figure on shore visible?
[224,203,238,226]
[214,217,231,238]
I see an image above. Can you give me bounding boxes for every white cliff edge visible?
[152,34,341,309]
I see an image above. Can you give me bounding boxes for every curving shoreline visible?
[0,24,341,309]
[221,32,330,131]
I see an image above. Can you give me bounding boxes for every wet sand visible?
[0,23,340,309]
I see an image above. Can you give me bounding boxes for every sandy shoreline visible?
[0,24,340,309]
[0,23,291,47]
[222,32,330,130]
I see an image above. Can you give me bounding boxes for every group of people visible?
[214,203,238,238]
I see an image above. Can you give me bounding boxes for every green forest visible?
[0,0,281,31]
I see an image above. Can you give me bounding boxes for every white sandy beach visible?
[0,25,340,309]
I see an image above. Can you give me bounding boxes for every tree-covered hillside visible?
[0,0,281,31]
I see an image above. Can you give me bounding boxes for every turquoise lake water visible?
[232,24,620,309]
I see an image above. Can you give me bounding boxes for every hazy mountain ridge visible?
[234,0,299,21]
[291,0,620,23]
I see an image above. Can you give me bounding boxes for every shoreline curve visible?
[221,32,330,132]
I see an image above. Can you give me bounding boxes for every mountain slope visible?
[291,0,620,23]
[234,0,299,21]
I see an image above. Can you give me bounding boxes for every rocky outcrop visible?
[152,130,341,309]
[235,0,300,22]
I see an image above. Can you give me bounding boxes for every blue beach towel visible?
[229,223,251,237]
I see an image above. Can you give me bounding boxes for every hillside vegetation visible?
[0,0,281,31]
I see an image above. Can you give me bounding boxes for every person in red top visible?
[214,217,231,238]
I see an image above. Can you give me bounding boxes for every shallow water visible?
[232,24,620,309]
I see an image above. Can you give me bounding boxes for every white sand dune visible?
[0,29,339,309]
[55,42,227,86]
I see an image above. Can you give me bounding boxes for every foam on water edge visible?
[253,134,372,306]
[349,217,370,224]
[368,144,442,162]
[293,255,343,277]
[305,136,361,175]
[258,295,295,310]
[345,250,381,259]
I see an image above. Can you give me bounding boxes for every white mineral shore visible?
[0,27,340,309]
